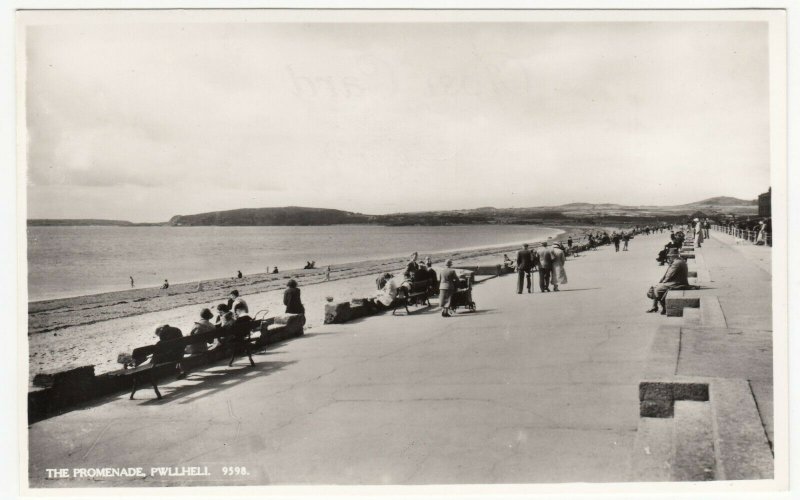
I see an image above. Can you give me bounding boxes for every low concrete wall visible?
[28,314,305,423]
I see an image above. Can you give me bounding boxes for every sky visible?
[24,17,771,222]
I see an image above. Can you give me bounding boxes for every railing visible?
[711,224,771,247]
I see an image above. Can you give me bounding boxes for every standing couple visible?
[516,242,567,294]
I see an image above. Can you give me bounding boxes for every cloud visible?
[24,19,771,221]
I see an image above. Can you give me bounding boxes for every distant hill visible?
[678,196,757,207]
[29,196,760,227]
[27,219,136,227]
[168,206,373,226]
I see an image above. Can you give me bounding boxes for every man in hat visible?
[516,243,534,294]
[535,242,553,292]
[550,243,567,291]
[647,249,689,314]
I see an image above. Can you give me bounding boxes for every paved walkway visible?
[27,233,732,487]
[680,232,773,445]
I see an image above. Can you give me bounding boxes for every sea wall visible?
[28,314,305,424]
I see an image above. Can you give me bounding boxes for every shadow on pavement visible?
[137,360,296,406]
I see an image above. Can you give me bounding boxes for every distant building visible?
[758,188,771,217]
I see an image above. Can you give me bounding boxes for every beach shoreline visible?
[27,224,608,381]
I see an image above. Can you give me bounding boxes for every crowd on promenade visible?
[125,221,716,376]
[646,218,711,315]
[129,284,307,374]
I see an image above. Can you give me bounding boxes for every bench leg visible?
[130,375,138,400]
[150,371,162,400]
[245,343,255,367]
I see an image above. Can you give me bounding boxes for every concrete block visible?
[641,399,674,418]
[461,265,503,276]
[710,378,774,480]
[700,296,727,328]
[683,308,701,326]
[639,381,674,401]
[672,383,709,402]
[32,365,95,389]
[629,416,675,481]
[665,291,700,317]
[324,301,351,324]
[673,401,716,481]
[643,325,681,379]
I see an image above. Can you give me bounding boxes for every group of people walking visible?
[514,241,568,294]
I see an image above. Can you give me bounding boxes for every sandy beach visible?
[28,225,603,382]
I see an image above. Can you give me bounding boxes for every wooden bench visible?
[112,322,256,400]
[393,279,436,315]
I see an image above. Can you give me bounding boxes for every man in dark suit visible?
[516,243,534,294]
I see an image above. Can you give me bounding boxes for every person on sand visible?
[130,276,134,288]
[161,279,169,289]
[567,237,573,250]
[516,243,534,294]
[272,267,279,274]
[284,279,305,315]
[612,232,621,252]
[647,249,689,315]
[438,259,460,317]
[325,265,331,281]
[425,256,432,268]
[186,308,215,355]
[237,270,243,279]
[622,232,631,251]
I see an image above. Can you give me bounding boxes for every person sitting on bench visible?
[656,242,675,266]
[186,308,215,355]
[376,272,393,291]
[224,302,256,367]
[215,303,235,328]
[373,274,408,309]
[647,249,689,315]
[149,324,187,378]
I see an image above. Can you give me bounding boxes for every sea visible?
[27,225,562,302]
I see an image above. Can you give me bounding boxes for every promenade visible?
[27,231,773,487]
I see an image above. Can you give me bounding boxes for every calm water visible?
[27,225,561,301]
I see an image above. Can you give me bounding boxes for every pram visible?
[448,275,476,312]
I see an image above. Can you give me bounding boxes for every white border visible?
[5,3,795,500]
